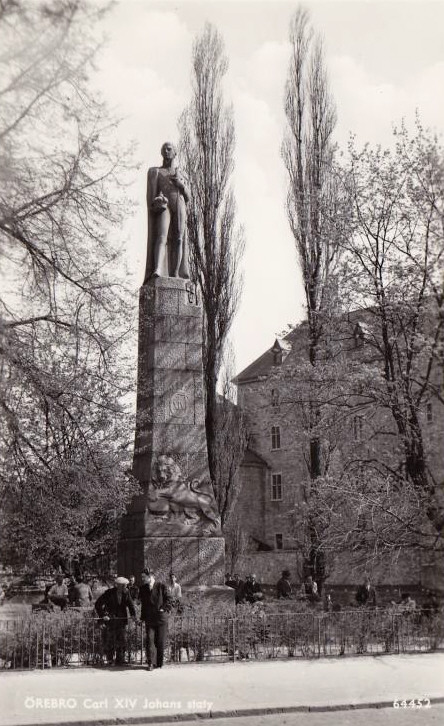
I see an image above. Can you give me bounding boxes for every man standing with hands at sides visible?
[139,568,172,670]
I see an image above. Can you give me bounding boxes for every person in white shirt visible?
[167,573,182,605]
[48,574,69,610]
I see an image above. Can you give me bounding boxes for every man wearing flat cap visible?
[94,576,136,665]
[139,569,172,670]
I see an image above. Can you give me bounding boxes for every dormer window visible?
[271,338,291,366]
[272,345,283,365]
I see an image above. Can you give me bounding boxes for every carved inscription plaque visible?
[169,389,188,417]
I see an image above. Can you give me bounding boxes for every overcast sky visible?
[94,0,444,375]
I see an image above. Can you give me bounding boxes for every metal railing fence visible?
[0,608,442,670]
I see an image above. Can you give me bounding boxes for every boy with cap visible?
[94,576,136,665]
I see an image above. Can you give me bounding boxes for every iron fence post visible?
[232,617,236,662]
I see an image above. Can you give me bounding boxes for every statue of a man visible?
[143,142,190,281]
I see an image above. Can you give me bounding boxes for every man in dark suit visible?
[355,576,377,607]
[139,568,172,670]
[95,576,136,665]
[128,575,139,602]
[276,569,292,599]
[242,574,263,604]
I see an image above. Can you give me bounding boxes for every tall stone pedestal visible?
[118,278,231,601]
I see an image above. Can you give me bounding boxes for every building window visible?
[353,325,364,349]
[353,415,364,442]
[271,425,281,450]
[426,402,433,424]
[275,533,283,550]
[357,512,367,547]
[271,388,280,407]
[271,473,282,501]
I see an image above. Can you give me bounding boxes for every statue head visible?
[160,141,177,162]
[155,454,181,485]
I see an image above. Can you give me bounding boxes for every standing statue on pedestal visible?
[143,142,190,281]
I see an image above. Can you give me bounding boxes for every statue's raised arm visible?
[143,142,190,282]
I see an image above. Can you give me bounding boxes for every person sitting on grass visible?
[304,575,320,604]
[72,575,93,608]
[242,574,264,604]
[276,569,292,599]
[47,574,69,611]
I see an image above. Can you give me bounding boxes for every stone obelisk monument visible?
[118,143,228,599]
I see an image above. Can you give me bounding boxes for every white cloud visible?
[242,40,289,101]
[330,54,444,148]
[103,9,192,76]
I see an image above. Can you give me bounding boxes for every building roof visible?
[234,325,303,384]
[234,307,386,386]
[241,447,271,469]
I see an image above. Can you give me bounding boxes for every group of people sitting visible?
[276,571,322,603]
[277,572,378,609]
[225,573,264,604]
[39,571,182,614]
[225,570,323,605]
[40,573,94,611]
[226,570,398,611]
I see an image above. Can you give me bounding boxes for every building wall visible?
[235,552,303,585]
[238,379,308,551]
[235,317,444,588]
[233,462,267,543]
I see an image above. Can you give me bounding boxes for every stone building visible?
[232,312,444,591]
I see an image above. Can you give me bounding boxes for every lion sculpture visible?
[148,455,220,534]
